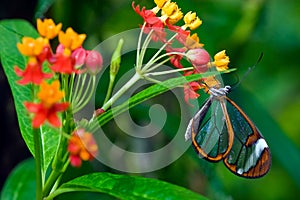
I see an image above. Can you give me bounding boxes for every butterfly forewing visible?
[223,97,271,178]
[188,97,234,162]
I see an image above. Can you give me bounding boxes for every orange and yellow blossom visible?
[37,18,62,40]
[25,80,69,128]
[37,80,65,107]
[58,28,86,52]
[17,37,44,57]
[68,129,98,167]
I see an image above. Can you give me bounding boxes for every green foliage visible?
[49,172,207,200]
[1,159,36,200]
[94,70,234,130]
[1,0,300,199]
[0,19,59,178]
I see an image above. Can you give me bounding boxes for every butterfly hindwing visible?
[223,97,271,178]
[185,88,271,178]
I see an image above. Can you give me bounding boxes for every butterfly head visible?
[209,85,231,98]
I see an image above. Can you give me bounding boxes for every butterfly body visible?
[185,86,271,178]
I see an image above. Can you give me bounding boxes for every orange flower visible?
[58,28,86,51]
[68,129,98,167]
[25,80,68,128]
[37,80,65,107]
[17,37,44,56]
[37,18,62,39]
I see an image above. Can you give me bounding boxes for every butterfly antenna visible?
[231,53,263,90]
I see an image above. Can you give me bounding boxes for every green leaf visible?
[0,19,59,175]
[47,172,207,200]
[1,158,36,200]
[92,70,235,131]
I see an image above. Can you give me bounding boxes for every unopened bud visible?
[186,48,210,72]
[85,50,103,75]
[72,47,86,67]
[110,38,124,76]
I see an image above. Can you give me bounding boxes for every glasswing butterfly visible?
[185,85,271,178]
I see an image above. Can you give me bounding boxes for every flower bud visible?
[110,38,124,76]
[213,50,229,71]
[72,47,86,67]
[55,44,65,54]
[85,50,103,75]
[186,48,210,72]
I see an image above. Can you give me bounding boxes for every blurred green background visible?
[1,0,300,199]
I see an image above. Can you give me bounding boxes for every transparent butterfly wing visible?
[223,97,271,178]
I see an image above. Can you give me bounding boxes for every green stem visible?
[101,72,141,111]
[145,66,194,76]
[136,22,146,69]
[33,128,43,200]
[138,29,154,68]
[43,170,61,197]
[43,131,70,196]
[43,83,74,196]
[141,33,178,72]
[103,74,116,104]
[73,76,96,113]
[45,188,99,200]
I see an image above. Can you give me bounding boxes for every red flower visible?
[167,23,190,45]
[68,129,98,167]
[183,71,203,104]
[145,26,166,42]
[132,2,160,26]
[166,46,186,69]
[14,61,52,85]
[37,45,53,63]
[132,2,166,42]
[184,81,202,104]
[50,54,77,74]
[24,101,69,128]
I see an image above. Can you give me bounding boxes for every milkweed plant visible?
[1,0,234,199]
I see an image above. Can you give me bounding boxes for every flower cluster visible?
[24,80,69,128]
[15,19,101,167]
[68,129,98,167]
[133,0,230,104]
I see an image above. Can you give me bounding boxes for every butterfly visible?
[185,85,271,178]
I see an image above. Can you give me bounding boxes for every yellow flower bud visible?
[213,50,230,71]
[154,0,168,8]
[183,11,202,30]
[185,33,204,49]
[161,1,183,24]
